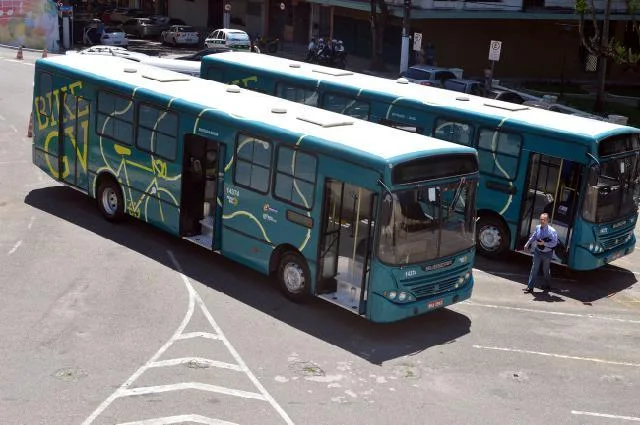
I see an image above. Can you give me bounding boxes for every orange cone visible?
[42,49,48,58]
[27,112,33,138]
[16,46,23,60]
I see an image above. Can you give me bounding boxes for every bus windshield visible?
[377,179,477,265]
[583,154,640,223]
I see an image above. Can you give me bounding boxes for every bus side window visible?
[477,129,522,180]
[378,119,423,134]
[433,118,473,146]
[275,82,318,106]
[323,93,370,120]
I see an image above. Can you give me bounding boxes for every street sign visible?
[413,32,422,51]
[488,40,502,62]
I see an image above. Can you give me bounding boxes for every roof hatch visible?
[311,68,353,77]
[297,115,354,128]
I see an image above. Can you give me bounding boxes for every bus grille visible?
[400,264,468,299]
[600,231,632,250]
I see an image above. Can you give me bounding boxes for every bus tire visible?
[278,252,311,303]
[97,179,125,222]
[477,216,509,258]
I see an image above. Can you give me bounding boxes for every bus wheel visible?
[97,179,125,222]
[278,252,311,302]
[477,216,508,258]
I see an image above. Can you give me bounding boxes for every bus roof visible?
[38,55,476,170]
[203,52,639,140]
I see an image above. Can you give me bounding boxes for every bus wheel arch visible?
[476,211,510,258]
[270,245,311,302]
[96,172,125,222]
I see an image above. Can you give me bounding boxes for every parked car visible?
[443,79,486,96]
[488,89,526,104]
[83,25,129,48]
[120,18,163,39]
[161,25,199,46]
[166,47,232,61]
[522,100,605,120]
[152,17,186,33]
[204,28,251,51]
[401,65,457,87]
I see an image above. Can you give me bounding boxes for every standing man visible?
[523,213,558,293]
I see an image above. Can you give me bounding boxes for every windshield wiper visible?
[449,177,466,214]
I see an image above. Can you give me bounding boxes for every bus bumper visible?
[367,278,474,324]
[571,239,636,270]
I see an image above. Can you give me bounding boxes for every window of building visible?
[234,133,272,193]
[274,146,317,209]
[97,91,134,145]
[136,103,178,160]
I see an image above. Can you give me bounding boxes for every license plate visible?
[427,299,444,309]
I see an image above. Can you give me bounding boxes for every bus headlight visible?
[589,243,595,252]
[398,292,407,302]
[465,272,471,280]
[458,255,468,264]
[383,291,415,302]
[387,291,397,300]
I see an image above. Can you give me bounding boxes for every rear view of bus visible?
[357,153,478,321]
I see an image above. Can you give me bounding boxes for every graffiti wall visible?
[0,0,59,51]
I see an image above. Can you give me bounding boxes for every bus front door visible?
[181,134,223,250]
[518,153,582,263]
[317,179,376,315]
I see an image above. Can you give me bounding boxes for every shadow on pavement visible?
[25,186,471,365]
[474,251,637,305]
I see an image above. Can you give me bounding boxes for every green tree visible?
[370,0,390,71]
[575,0,639,111]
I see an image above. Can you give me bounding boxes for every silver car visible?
[120,18,163,39]
[401,65,457,88]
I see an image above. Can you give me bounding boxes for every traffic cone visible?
[42,49,48,58]
[27,112,33,138]
[16,46,23,60]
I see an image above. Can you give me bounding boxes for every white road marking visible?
[0,115,5,120]
[0,160,30,165]
[119,382,266,400]
[571,411,640,422]
[27,216,35,230]
[10,124,17,133]
[81,250,294,425]
[149,357,242,371]
[118,415,239,425]
[21,62,34,66]
[462,301,640,324]
[178,331,221,340]
[7,240,22,255]
[473,345,640,367]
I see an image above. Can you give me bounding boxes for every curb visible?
[0,43,46,53]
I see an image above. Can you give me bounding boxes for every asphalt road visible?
[1,47,640,425]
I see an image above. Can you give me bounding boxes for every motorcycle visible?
[254,34,279,53]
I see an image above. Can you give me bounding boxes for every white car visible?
[204,29,251,51]
[161,25,199,46]
[83,26,129,47]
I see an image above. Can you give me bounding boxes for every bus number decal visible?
[405,269,417,278]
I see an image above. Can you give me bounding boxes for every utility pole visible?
[594,0,611,112]
[399,0,411,75]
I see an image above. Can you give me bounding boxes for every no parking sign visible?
[488,40,502,62]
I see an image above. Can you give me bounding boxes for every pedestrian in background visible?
[523,213,558,293]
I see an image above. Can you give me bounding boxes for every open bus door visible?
[518,153,583,263]
[55,85,90,191]
[317,179,376,315]
[181,134,224,250]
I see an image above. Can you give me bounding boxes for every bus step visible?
[317,280,361,314]
[183,234,213,250]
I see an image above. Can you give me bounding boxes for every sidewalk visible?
[276,41,399,80]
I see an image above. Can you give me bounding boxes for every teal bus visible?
[200,52,640,271]
[31,54,479,323]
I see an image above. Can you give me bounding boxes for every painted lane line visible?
[462,301,640,324]
[0,160,30,165]
[571,411,640,422]
[21,62,34,66]
[119,382,266,400]
[7,240,22,255]
[168,251,295,425]
[118,415,239,425]
[10,124,17,133]
[177,331,220,340]
[27,216,35,230]
[81,252,205,425]
[148,357,242,371]
[473,345,640,367]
